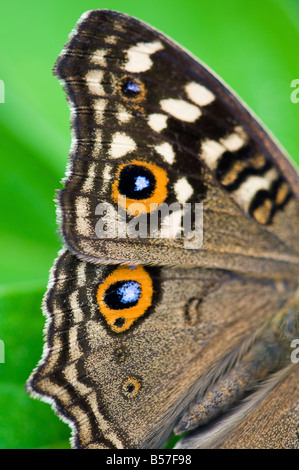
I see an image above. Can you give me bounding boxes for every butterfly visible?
[26,10,299,449]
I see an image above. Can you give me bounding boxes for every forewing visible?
[56,10,299,275]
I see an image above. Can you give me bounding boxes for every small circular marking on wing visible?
[121,376,142,399]
[111,160,168,214]
[97,265,153,333]
[118,76,146,102]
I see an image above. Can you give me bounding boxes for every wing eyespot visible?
[119,76,143,97]
[97,265,153,333]
[111,160,169,214]
[118,75,147,114]
[121,376,142,399]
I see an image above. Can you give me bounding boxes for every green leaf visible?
[0,288,70,448]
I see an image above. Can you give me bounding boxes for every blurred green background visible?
[0,0,299,449]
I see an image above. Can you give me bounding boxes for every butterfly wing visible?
[27,10,299,449]
[26,249,298,448]
[56,10,299,277]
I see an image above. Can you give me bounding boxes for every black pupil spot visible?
[104,280,141,310]
[114,317,125,327]
[126,383,135,393]
[121,78,141,97]
[119,165,156,200]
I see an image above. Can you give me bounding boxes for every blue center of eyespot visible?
[121,78,141,97]
[104,280,142,310]
[117,281,141,304]
[126,81,140,93]
[119,164,156,200]
[134,175,150,192]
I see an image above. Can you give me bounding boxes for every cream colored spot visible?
[110,132,136,158]
[148,113,168,132]
[125,41,163,73]
[94,98,107,125]
[185,82,215,106]
[161,209,182,238]
[92,129,102,158]
[154,142,175,164]
[234,168,279,211]
[160,98,201,122]
[77,262,86,287]
[174,177,193,203]
[201,127,248,170]
[82,162,96,193]
[92,49,107,66]
[76,196,92,236]
[200,139,225,170]
[117,104,132,123]
[235,125,248,140]
[102,164,112,191]
[86,70,105,96]
[69,292,84,323]
[221,132,246,152]
[76,196,90,216]
[103,164,112,181]
[67,327,83,362]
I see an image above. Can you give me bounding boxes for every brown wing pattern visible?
[26,10,299,449]
[55,10,299,269]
